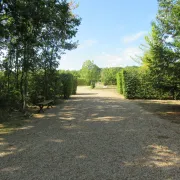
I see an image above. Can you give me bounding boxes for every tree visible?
[142,11,180,99]
[80,60,100,87]
[101,67,122,85]
[0,0,81,110]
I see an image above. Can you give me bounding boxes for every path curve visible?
[0,86,180,180]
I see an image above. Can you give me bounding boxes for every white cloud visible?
[59,46,143,70]
[95,47,143,68]
[122,31,147,44]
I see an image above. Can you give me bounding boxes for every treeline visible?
[69,60,121,87]
[0,0,81,110]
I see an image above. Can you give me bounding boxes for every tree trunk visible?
[20,71,25,111]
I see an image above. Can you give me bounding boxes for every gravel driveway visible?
[0,86,180,180]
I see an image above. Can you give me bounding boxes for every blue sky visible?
[60,0,158,70]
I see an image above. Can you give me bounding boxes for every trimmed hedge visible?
[77,78,88,86]
[117,70,123,94]
[116,67,171,99]
[72,77,78,95]
[60,73,74,99]
[122,68,140,98]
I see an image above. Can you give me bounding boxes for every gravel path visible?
[0,86,180,180]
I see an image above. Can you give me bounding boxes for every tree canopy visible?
[0,0,81,110]
[80,60,100,87]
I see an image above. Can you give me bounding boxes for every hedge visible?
[117,70,123,94]
[60,73,74,99]
[77,78,88,86]
[72,77,78,95]
[116,67,171,99]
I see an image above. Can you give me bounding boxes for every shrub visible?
[77,78,88,86]
[101,67,121,85]
[116,71,123,94]
[122,68,140,99]
[60,73,73,99]
[72,77,77,95]
[116,67,171,99]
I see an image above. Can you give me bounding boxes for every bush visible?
[122,68,140,99]
[60,73,73,99]
[116,67,172,99]
[77,78,88,86]
[101,67,121,85]
[117,71,123,94]
[72,77,77,95]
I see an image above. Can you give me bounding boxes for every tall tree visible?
[0,0,81,110]
[80,60,100,87]
[142,0,180,99]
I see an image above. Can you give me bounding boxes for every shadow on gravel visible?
[134,100,180,124]
[0,94,180,179]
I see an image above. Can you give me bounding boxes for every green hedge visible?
[122,68,140,99]
[116,67,171,99]
[60,73,74,99]
[117,71,123,94]
[72,77,78,95]
[77,78,88,86]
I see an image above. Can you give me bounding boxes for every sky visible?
[60,0,158,70]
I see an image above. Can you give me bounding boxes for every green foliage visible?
[91,81,95,89]
[77,78,88,86]
[116,67,173,99]
[80,60,100,87]
[72,77,78,95]
[101,67,121,85]
[116,70,123,94]
[140,0,180,100]
[122,68,140,99]
[0,0,81,110]
[60,73,74,99]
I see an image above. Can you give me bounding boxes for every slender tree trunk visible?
[20,70,25,111]
[15,48,19,90]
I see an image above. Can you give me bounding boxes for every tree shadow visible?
[0,94,180,179]
[134,100,180,124]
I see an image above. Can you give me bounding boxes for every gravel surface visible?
[0,86,180,180]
